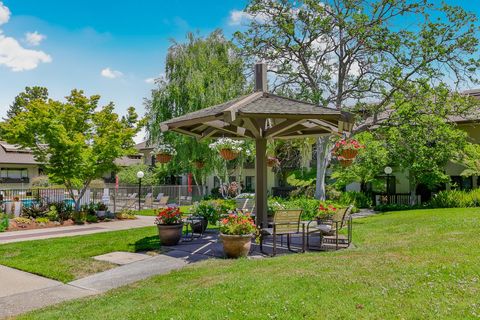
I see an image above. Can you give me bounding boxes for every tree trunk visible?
[315,136,330,200]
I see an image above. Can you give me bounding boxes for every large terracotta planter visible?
[157,223,183,246]
[219,149,238,161]
[156,153,173,164]
[340,149,358,159]
[220,233,253,258]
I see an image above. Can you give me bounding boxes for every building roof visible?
[160,92,354,139]
[0,141,39,165]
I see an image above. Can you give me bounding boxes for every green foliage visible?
[49,202,73,222]
[339,191,372,209]
[193,199,236,224]
[382,83,475,196]
[286,169,316,197]
[331,132,389,190]
[271,197,342,221]
[31,175,53,188]
[35,217,50,224]
[116,209,137,220]
[145,30,247,186]
[0,213,8,232]
[429,189,480,208]
[219,212,257,236]
[7,86,48,119]
[22,203,49,219]
[373,203,428,212]
[13,217,32,225]
[1,89,142,211]
[86,215,99,223]
[117,164,158,185]
[455,143,480,177]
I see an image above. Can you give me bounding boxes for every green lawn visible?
[135,205,193,216]
[0,227,159,282]
[10,208,480,319]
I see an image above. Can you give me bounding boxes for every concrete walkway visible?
[0,215,155,244]
[0,253,188,318]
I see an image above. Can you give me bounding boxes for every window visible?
[245,176,255,191]
[0,168,28,179]
[450,176,472,191]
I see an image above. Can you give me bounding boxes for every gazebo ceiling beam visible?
[241,118,261,138]
[198,127,218,141]
[309,119,341,135]
[203,120,251,138]
[172,128,202,138]
[264,119,307,138]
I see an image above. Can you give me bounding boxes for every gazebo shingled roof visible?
[159,63,355,226]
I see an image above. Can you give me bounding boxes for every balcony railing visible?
[0,177,30,183]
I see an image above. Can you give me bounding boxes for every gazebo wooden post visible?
[255,137,268,227]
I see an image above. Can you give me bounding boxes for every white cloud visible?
[0,1,10,26]
[0,3,51,71]
[228,9,268,26]
[144,77,155,84]
[0,34,52,71]
[101,67,123,79]
[24,31,46,46]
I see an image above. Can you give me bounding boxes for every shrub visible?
[0,213,9,232]
[116,209,136,220]
[430,190,476,208]
[35,217,50,224]
[14,217,32,225]
[194,202,219,224]
[86,215,98,223]
[31,175,51,187]
[339,191,372,209]
[22,203,49,219]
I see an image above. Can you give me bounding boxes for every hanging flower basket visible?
[333,139,364,160]
[156,153,173,164]
[339,157,353,167]
[209,138,243,161]
[219,149,239,161]
[267,156,280,167]
[340,149,358,160]
[151,144,176,164]
[193,161,205,169]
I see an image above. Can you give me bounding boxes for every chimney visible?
[254,62,268,92]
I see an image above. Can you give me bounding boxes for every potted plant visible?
[191,202,218,233]
[96,202,108,219]
[155,206,184,246]
[316,203,338,221]
[209,138,244,161]
[219,212,257,258]
[333,139,364,160]
[152,144,177,164]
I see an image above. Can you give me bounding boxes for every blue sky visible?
[0,0,248,141]
[0,0,478,142]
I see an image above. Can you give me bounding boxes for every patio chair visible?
[306,205,353,250]
[143,193,153,209]
[259,209,304,256]
[157,196,169,208]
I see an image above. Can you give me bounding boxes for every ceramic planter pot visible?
[157,223,184,246]
[219,149,239,161]
[190,216,208,233]
[340,149,358,159]
[156,153,173,164]
[220,233,253,258]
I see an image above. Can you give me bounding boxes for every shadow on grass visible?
[133,235,160,252]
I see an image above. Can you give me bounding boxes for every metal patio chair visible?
[259,209,304,256]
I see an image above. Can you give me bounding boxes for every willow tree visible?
[235,0,480,200]
[145,30,247,190]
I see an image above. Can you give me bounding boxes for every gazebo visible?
[159,63,354,226]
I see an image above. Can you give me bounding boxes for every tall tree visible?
[1,90,142,210]
[235,0,480,199]
[145,30,247,190]
[7,86,49,119]
[380,83,476,204]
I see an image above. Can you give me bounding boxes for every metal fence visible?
[373,193,422,206]
[0,185,206,215]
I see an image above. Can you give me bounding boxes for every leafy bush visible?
[116,209,137,220]
[430,190,478,208]
[0,213,8,232]
[339,191,372,209]
[22,203,49,219]
[194,202,219,224]
[35,217,50,224]
[86,215,98,223]
[14,217,32,225]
